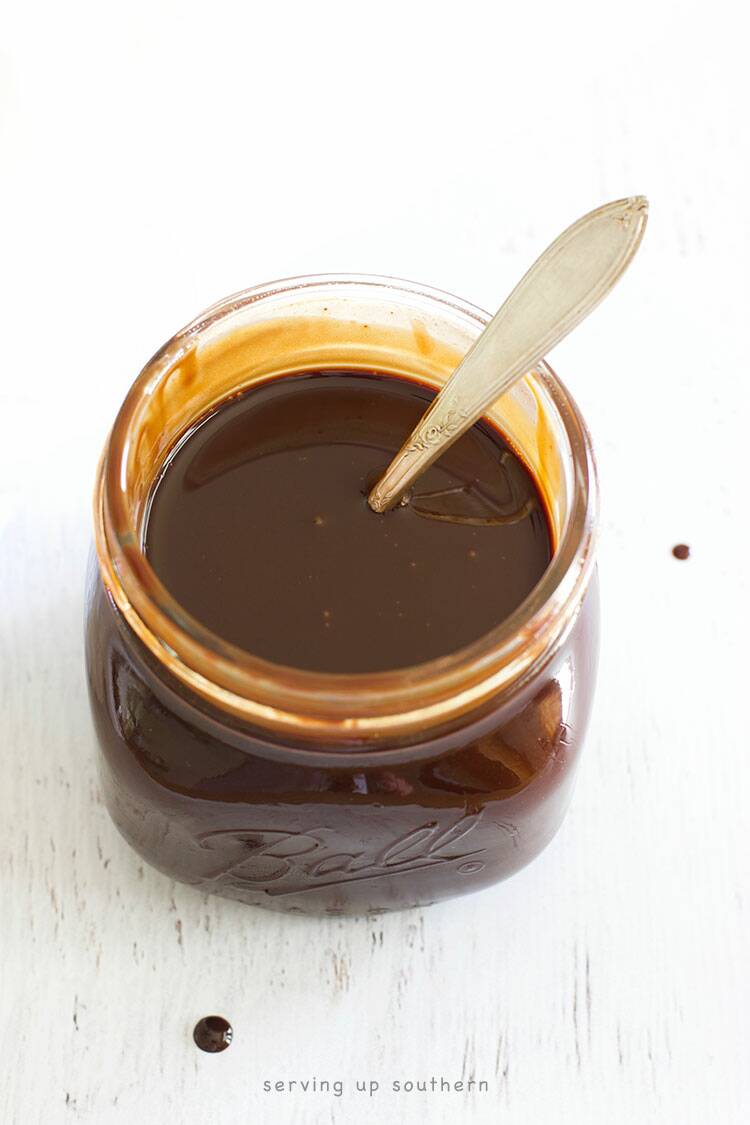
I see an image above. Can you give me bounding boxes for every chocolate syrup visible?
[193,1016,233,1052]
[144,371,551,673]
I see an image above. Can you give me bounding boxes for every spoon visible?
[368,196,648,513]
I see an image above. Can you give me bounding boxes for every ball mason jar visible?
[85,275,599,916]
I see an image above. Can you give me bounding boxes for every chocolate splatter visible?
[193,1016,233,1053]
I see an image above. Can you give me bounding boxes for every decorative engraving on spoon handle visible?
[368,196,648,513]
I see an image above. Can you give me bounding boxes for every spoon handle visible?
[368,196,648,513]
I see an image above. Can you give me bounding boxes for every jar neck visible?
[95,275,598,743]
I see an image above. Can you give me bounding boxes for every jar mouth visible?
[95,274,598,740]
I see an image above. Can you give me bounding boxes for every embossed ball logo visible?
[196,811,490,898]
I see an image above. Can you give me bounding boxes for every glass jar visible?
[85,275,599,916]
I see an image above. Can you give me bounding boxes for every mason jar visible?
[85,275,599,915]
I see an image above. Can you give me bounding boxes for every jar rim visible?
[95,273,599,740]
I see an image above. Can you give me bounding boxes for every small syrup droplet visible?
[193,1016,233,1053]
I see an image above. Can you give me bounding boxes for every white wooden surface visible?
[2,2,749,1122]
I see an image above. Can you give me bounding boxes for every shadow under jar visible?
[85,275,599,916]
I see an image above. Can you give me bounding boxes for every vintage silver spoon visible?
[368,196,648,513]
